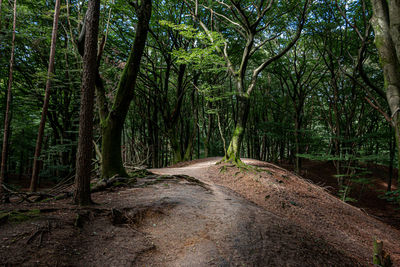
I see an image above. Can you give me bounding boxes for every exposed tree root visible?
[2,170,205,205]
[2,184,55,203]
[26,220,51,247]
[218,156,262,174]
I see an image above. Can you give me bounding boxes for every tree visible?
[29,0,61,192]
[0,0,17,202]
[186,0,311,165]
[370,0,400,184]
[73,0,100,205]
[95,0,152,178]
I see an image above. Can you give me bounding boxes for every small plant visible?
[380,190,400,206]
[373,238,392,267]
[338,186,357,203]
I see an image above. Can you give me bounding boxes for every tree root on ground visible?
[218,157,262,173]
[1,184,56,204]
[1,170,206,205]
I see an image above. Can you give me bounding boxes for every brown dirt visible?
[278,159,400,230]
[1,157,399,266]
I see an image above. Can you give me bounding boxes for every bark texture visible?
[30,0,61,192]
[370,0,400,183]
[73,0,100,205]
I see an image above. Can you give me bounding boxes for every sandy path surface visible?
[144,158,358,266]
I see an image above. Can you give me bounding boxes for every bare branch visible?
[201,3,246,37]
[365,97,393,126]
[249,32,280,56]
[334,0,363,40]
[252,0,274,29]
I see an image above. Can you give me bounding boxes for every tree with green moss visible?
[96,0,152,178]
[370,0,400,185]
[185,0,311,165]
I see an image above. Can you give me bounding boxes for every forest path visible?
[142,157,358,266]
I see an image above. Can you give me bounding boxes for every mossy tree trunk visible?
[85,0,152,178]
[371,0,400,184]
[225,95,250,163]
[101,115,128,178]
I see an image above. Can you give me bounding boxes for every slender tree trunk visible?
[163,64,186,164]
[30,0,61,192]
[73,0,100,205]
[0,0,16,202]
[147,93,153,167]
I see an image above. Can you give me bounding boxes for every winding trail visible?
[141,158,357,266]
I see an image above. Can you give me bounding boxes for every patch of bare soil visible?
[0,158,397,266]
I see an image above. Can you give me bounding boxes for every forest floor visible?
[1,157,400,266]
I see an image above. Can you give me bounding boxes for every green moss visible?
[129,169,153,178]
[0,209,40,224]
[374,35,385,50]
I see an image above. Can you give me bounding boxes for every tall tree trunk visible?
[99,0,152,178]
[73,0,100,205]
[371,0,400,184]
[0,0,16,202]
[30,0,61,192]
